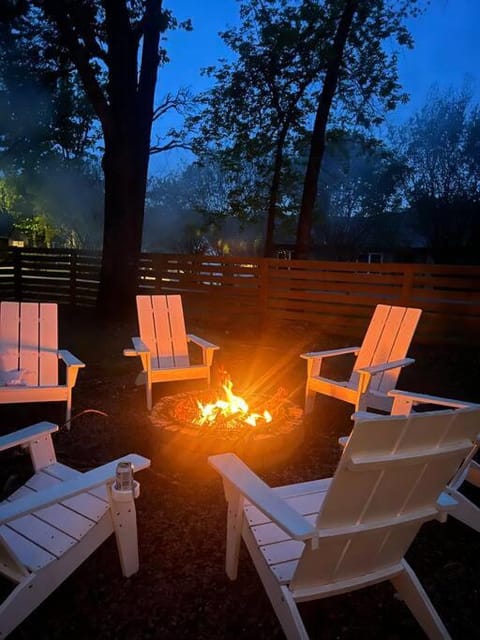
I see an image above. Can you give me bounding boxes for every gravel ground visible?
[1,308,479,640]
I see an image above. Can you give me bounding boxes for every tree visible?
[295,0,423,257]
[0,166,104,248]
[0,12,100,168]
[193,0,329,256]
[144,161,264,255]
[311,133,407,258]
[0,19,104,248]
[394,85,480,262]
[1,0,190,316]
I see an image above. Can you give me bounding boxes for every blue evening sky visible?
[151,0,479,174]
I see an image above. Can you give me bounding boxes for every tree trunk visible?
[295,0,359,259]
[264,129,287,257]
[42,0,163,320]
[96,0,162,319]
[98,131,149,317]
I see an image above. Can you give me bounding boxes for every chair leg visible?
[304,385,316,415]
[225,491,243,580]
[146,380,152,411]
[242,528,309,640]
[277,586,310,640]
[391,561,451,640]
[109,488,140,578]
[65,392,72,429]
[445,487,480,532]
[0,576,37,638]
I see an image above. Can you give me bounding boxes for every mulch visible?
[1,308,479,640]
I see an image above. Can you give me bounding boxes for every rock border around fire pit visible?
[148,391,305,467]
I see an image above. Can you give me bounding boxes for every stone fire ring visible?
[149,391,305,467]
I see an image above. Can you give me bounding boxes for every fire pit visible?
[149,380,304,466]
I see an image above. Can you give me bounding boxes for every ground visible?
[1,308,479,640]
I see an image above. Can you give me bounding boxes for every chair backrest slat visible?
[18,303,40,385]
[350,305,421,393]
[290,407,479,590]
[0,302,21,372]
[38,303,58,386]
[137,295,190,369]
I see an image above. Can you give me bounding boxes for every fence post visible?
[13,247,22,301]
[400,264,414,306]
[70,251,77,306]
[258,258,269,330]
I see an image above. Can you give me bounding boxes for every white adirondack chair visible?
[0,301,85,425]
[301,304,422,415]
[124,294,219,410]
[210,405,480,640]
[388,389,480,533]
[0,421,150,638]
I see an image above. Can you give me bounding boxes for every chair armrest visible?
[357,357,415,376]
[123,337,150,356]
[0,421,58,453]
[351,411,388,422]
[388,389,478,410]
[187,334,219,351]
[58,350,85,368]
[0,454,151,524]
[301,346,360,360]
[209,453,315,541]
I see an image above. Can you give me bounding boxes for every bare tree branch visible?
[150,139,193,155]
[153,88,194,121]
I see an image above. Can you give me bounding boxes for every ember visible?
[194,378,272,427]
[164,382,295,439]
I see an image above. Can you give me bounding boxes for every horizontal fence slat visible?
[1,248,479,343]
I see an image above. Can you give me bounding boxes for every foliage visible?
[396,84,480,202]
[0,3,103,246]
[0,166,103,247]
[0,10,100,172]
[192,0,423,257]
[192,0,330,254]
[394,84,480,262]
[0,0,195,315]
[296,0,424,257]
[0,1,190,314]
[144,162,264,255]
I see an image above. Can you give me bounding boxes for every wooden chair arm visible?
[301,346,360,360]
[0,454,150,525]
[187,334,219,351]
[123,337,150,356]
[209,453,315,541]
[388,389,478,410]
[0,422,58,453]
[58,350,85,368]
[357,358,415,376]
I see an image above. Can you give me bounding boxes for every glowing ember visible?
[193,378,272,427]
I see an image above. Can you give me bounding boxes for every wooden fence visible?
[1,247,479,342]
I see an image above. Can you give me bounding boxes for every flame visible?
[194,379,272,427]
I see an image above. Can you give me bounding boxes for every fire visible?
[193,379,272,427]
